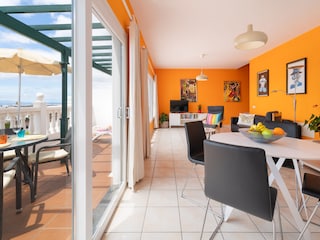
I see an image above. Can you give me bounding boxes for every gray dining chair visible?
[182,121,206,199]
[297,173,320,240]
[201,140,283,240]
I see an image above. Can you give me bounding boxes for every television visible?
[170,100,188,113]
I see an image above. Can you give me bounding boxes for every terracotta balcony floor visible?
[3,134,112,240]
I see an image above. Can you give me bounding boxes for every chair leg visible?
[293,160,308,219]
[33,162,39,198]
[200,198,210,240]
[65,158,70,175]
[200,198,224,240]
[181,163,196,198]
[297,201,320,240]
[209,203,224,240]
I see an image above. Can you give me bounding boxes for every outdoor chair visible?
[28,128,72,198]
[297,173,320,240]
[182,121,206,199]
[3,157,20,189]
[201,140,283,240]
[3,156,22,212]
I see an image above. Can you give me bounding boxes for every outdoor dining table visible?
[210,132,320,240]
[0,134,48,239]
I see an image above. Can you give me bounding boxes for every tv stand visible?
[169,112,207,127]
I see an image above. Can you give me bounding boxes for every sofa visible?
[230,111,301,139]
[230,114,265,132]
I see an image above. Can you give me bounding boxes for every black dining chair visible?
[28,128,72,198]
[181,121,206,199]
[201,140,283,240]
[297,173,320,240]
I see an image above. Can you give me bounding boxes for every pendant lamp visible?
[196,54,208,81]
[234,24,268,50]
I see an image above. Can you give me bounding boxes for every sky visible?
[0,0,112,109]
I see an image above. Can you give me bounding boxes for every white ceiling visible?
[130,0,320,69]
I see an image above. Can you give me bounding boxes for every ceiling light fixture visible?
[196,54,208,81]
[234,24,268,50]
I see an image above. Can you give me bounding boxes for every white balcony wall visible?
[0,93,71,138]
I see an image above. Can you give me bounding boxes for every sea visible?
[0,100,61,107]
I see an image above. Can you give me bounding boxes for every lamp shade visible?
[196,53,208,81]
[234,24,268,50]
[196,72,208,81]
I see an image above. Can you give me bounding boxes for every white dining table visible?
[210,132,320,240]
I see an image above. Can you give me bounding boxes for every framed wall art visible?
[286,58,307,94]
[224,81,240,102]
[257,69,269,96]
[180,79,197,102]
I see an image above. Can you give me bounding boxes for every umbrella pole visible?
[17,69,21,125]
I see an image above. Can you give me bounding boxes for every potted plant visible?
[197,104,202,113]
[159,112,169,128]
[304,113,320,138]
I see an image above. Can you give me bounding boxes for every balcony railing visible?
[0,93,71,138]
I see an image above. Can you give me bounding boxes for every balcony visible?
[0,93,71,138]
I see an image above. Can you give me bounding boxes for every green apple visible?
[262,129,273,139]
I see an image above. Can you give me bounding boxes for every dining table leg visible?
[15,157,22,213]
[15,148,35,203]
[266,155,311,240]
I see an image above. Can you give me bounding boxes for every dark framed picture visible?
[286,58,307,94]
[257,69,269,96]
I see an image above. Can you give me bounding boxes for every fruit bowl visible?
[239,128,286,143]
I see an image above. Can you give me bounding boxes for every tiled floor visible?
[103,127,320,240]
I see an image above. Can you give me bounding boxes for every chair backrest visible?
[184,121,206,164]
[0,128,14,135]
[207,106,224,121]
[203,139,276,221]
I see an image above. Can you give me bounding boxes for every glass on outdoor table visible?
[17,129,25,138]
[0,134,8,144]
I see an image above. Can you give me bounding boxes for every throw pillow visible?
[237,113,255,127]
[206,113,222,125]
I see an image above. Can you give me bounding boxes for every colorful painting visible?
[180,79,197,102]
[224,81,240,102]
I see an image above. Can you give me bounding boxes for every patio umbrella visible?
[0,48,63,123]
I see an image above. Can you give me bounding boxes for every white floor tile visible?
[143,207,181,232]
[101,232,141,240]
[104,127,320,240]
[151,177,177,190]
[107,207,146,232]
[118,189,149,207]
[141,232,182,240]
[148,189,178,206]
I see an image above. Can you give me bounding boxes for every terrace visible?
[2,126,112,240]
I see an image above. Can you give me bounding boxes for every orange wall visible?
[249,26,320,123]
[156,66,249,124]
